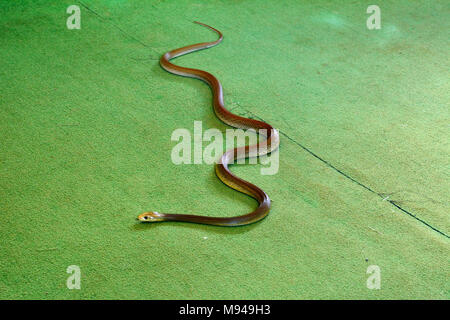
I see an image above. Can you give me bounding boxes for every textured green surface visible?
[0,0,449,299]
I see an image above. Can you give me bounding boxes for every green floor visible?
[1,0,449,299]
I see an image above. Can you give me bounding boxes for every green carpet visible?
[0,0,448,299]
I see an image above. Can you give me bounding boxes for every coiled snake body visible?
[138,22,280,226]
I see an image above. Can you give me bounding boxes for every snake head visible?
[137,211,164,222]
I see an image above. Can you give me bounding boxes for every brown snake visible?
[138,22,280,226]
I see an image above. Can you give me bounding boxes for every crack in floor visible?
[235,105,449,239]
[77,0,159,57]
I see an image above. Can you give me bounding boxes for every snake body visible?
[138,22,280,226]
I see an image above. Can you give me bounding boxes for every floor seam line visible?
[77,1,153,49]
[234,105,449,239]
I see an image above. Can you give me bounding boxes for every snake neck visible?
[159,196,271,226]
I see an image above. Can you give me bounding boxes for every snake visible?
[138,22,280,226]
